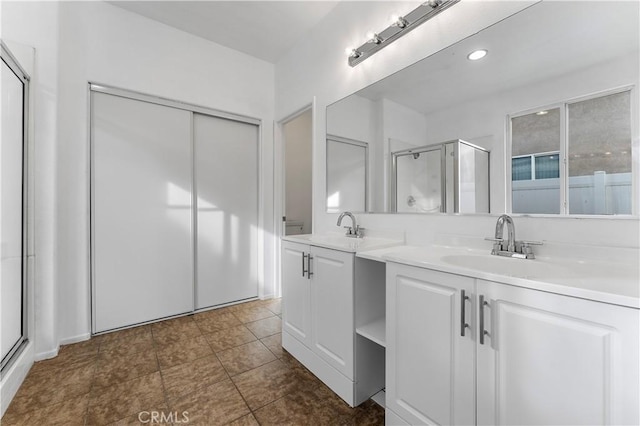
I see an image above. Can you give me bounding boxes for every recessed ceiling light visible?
[467,49,487,61]
[536,110,548,116]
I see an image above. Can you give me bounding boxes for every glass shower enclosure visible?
[391,139,490,213]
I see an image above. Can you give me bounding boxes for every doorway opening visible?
[282,108,313,236]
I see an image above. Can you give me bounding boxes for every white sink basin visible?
[440,254,572,280]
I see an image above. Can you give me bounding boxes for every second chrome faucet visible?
[336,211,365,238]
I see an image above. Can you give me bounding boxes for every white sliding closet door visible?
[92,92,194,333]
[1,58,26,364]
[194,114,258,309]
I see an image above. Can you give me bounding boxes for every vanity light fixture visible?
[467,49,488,61]
[536,110,549,115]
[347,0,459,67]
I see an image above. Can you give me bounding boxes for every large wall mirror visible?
[326,1,639,215]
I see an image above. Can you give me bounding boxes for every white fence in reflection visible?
[512,171,632,214]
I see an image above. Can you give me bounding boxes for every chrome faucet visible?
[495,214,516,252]
[336,211,364,238]
[485,214,542,259]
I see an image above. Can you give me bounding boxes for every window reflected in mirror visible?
[510,90,632,215]
[568,91,631,215]
[511,108,561,214]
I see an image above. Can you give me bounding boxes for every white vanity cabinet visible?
[281,240,355,403]
[386,263,476,425]
[476,279,640,426]
[386,263,640,426]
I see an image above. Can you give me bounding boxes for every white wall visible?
[284,109,313,234]
[275,0,639,250]
[3,1,276,359]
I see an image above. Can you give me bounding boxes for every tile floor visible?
[2,298,385,425]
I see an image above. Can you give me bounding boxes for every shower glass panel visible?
[392,140,489,213]
[395,148,442,213]
[458,142,490,213]
[1,48,28,371]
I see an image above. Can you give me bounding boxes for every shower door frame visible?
[0,42,30,374]
[391,144,446,213]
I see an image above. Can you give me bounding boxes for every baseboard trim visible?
[34,347,58,362]
[59,333,92,346]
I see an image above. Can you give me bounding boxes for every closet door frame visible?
[88,83,263,332]
[1,42,30,374]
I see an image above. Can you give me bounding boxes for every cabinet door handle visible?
[302,253,307,277]
[460,290,470,337]
[307,254,313,279]
[479,294,490,345]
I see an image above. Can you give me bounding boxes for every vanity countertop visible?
[358,245,640,309]
[282,233,404,253]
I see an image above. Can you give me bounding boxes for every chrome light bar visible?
[348,0,460,67]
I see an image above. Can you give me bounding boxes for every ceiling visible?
[108,1,339,63]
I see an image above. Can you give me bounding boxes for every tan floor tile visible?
[100,330,154,356]
[225,300,264,312]
[260,333,283,358]
[152,317,202,345]
[217,341,276,376]
[262,298,282,315]
[1,393,89,426]
[6,363,96,415]
[252,395,318,426]
[227,413,259,426]
[96,325,152,346]
[2,298,383,426]
[204,325,257,352]
[156,334,213,369]
[232,359,322,411]
[161,354,228,400]
[352,399,385,425]
[193,306,232,322]
[29,340,98,376]
[107,404,171,425]
[195,312,242,334]
[246,316,282,339]
[233,306,274,324]
[167,379,250,425]
[93,348,159,390]
[254,387,356,426]
[87,372,165,425]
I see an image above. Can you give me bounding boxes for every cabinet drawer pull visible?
[460,290,470,337]
[479,295,490,345]
[302,253,308,277]
[307,254,313,278]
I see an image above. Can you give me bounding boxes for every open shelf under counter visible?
[356,317,386,347]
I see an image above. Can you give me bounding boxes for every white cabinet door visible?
[281,241,312,346]
[92,92,194,332]
[386,263,476,425]
[476,279,640,426]
[194,113,259,309]
[310,246,354,379]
